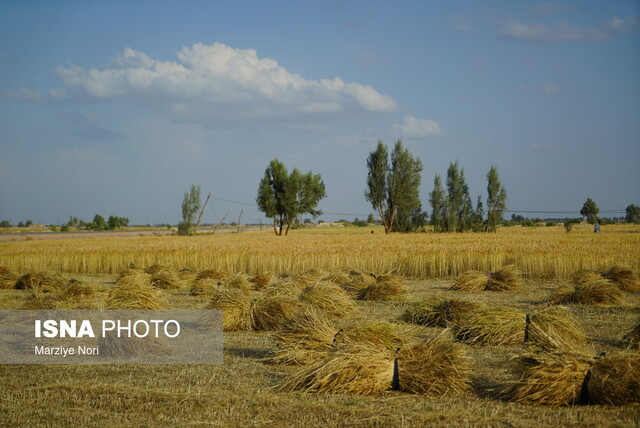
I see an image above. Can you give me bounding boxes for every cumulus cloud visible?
[53,43,397,124]
[393,116,444,138]
[500,16,639,42]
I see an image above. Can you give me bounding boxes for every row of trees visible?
[365,140,507,234]
[64,214,129,231]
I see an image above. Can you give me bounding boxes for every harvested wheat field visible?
[1,227,640,426]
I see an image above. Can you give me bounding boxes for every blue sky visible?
[1,0,638,225]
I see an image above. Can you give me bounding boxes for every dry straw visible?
[270,307,338,365]
[356,275,406,301]
[105,275,167,310]
[0,267,18,289]
[298,283,356,318]
[190,278,220,296]
[506,351,640,405]
[451,265,521,292]
[603,266,640,292]
[250,274,272,290]
[205,288,254,331]
[401,298,483,327]
[453,307,526,346]
[14,272,68,293]
[278,332,471,396]
[548,279,625,306]
[526,305,588,352]
[195,269,228,282]
[97,333,175,358]
[147,266,182,290]
[252,295,303,331]
[333,270,377,298]
[622,322,640,349]
[21,278,98,310]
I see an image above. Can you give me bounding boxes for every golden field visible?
[1,223,638,279]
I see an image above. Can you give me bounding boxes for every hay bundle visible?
[622,322,640,349]
[453,307,525,346]
[105,280,167,310]
[395,332,472,395]
[335,321,416,351]
[278,347,395,395]
[279,333,471,396]
[177,267,198,282]
[486,265,521,291]
[205,288,254,331]
[262,277,308,297]
[506,351,640,405]
[299,283,356,318]
[505,352,594,405]
[588,351,640,405]
[603,266,640,292]
[190,278,220,296]
[116,268,146,281]
[195,269,228,282]
[144,264,166,275]
[223,273,252,293]
[0,266,11,276]
[294,269,327,287]
[451,271,488,291]
[527,306,588,351]
[116,270,153,288]
[250,274,272,290]
[549,279,625,306]
[270,307,338,365]
[573,270,605,286]
[335,270,377,298]
[356,276,406,301]
[14,272,67,292]
[252,295,303,331]
[401,298,482,327]
[1,272,19,289]
[22,279,97,309]
[147,267,182,290]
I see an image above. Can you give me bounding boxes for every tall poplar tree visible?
[486,166,507,233]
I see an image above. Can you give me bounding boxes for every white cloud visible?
[501,20,608,42]
[53,43,398,124]
[393,116,444,138]
[500,16,639,42]
[2,88,44,102]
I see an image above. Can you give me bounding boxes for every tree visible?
[89,214,107,231]
[580,198,600,224]
[365,140,423,233]
[0,220,11,228]
[257,159,326,236]
[443,161,472,232]
[486,165,507,233]
[429,174,446,232]
[625,204,640,223]
[365,141,390,232]
[178,184,202,235]
[366,213,375,224]
[472,195,485,232]
[108,215,129,230]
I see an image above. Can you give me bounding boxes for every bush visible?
[546,222,556,227]
[522,220,536,227]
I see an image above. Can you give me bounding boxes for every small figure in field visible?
[594,222,600,233]
[371,230,374,234]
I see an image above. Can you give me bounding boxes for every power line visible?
[209,195,627,218]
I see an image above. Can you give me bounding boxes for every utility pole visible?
[237,209,243,233]
[195,192,211,232]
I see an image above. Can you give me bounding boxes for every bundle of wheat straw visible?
[401,298,482,327]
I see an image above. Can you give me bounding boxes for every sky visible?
[0,0,639,226]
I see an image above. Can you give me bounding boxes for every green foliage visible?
[87,214,108,231]
[365,140,424,233]
[107,215,129,230]
[366,213,375,224]
[352,218,368,227]
[486,166,507,233]
[626,204,640,223]
[178,184,202,236]
[256,159,326,236]
[546,221,556,227]
[60,224,69,232]
[564,220,573,232]
[580,198,600,224]
[0,220,11,228]
[471,196,485,232]
[522,219,536,227]
[443,161,472,232]
[429,174,446,233]
[365,141,389,231]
